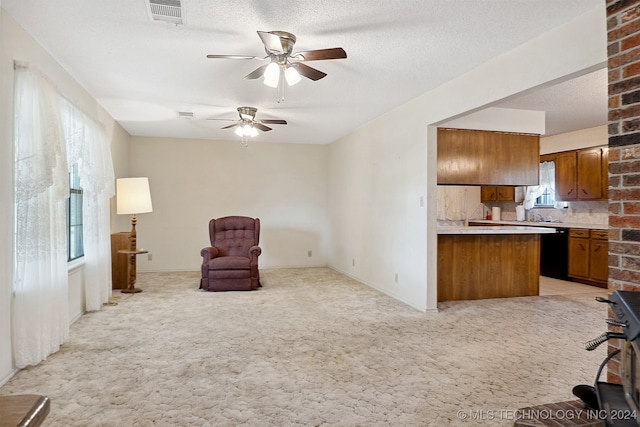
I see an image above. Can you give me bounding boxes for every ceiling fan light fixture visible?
[234,126,244,137]
[284,66,301,86]
[263,62,280,88]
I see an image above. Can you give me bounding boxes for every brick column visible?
[608,0,640,383]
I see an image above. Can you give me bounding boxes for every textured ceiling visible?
[3,0,605,144]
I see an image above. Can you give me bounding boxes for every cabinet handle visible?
[579,243,585,251]
[582,189,588,195]
[568,188,574,195]
[594,245,601,252]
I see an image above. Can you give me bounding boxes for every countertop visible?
[468,219,608,230]
[437,225,557,235]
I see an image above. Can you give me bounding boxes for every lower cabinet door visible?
[590,239,608,283]
[568,237,590,279]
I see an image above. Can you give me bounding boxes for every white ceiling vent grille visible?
[178,111,194,119]
[147,0,184,25]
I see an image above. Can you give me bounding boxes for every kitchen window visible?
[524,161,556,209]
[534,161,556,207]
[536,186,556,207]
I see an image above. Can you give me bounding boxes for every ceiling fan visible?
[208,106,287,145]
[206,31,347,101]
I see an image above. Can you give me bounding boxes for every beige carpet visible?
[1,268,608,426]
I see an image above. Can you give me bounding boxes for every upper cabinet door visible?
[480,186,497,202]
[555,151,577,200]
[437,128,540,186]
[577,148,603,200]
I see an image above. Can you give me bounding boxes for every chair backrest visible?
[209,216,260,257]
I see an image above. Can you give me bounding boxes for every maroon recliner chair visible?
[200,216,262,291]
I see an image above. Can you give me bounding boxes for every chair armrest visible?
[201,247,220,263]
[249,245,262,259]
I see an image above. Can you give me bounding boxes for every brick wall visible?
[608,0,640,383]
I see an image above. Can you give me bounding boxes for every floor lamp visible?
[116,177,153,293]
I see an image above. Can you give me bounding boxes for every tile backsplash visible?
[484,200,608,225]
[436,185,608,226]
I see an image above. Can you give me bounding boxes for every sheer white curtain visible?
[13,65,70,368]
[13,65,116,367]
[523,161,556,210]
[62,101,115,311]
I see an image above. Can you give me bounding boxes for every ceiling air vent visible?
[178,111,194,119]
[146,0,183,25]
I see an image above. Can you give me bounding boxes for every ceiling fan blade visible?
[290,62,327,81]
[253,123,272,132]
[206,54,261,60]
[257,31,284,54]
[295,47,347,61]
[221,123,238,129]
[206,118,236,121]
[260,119,287,125]
[244,64,269,80]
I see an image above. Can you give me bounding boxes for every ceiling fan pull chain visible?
[277,70,286,103]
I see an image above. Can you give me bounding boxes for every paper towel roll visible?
[492,207,501,221]
[516,205,525,221]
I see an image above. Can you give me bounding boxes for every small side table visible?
[118,249,148,293]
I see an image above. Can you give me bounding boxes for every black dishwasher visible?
[540,227,569,280]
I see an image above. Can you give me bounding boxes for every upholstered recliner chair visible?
[200,216,262,291]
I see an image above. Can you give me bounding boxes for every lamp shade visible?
[263,62,280,88]
[285,66,301,86]
[116,177,153,215]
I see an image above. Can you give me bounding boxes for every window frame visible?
[66,164,84,262]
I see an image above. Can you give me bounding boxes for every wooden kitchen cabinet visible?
[554,147,608,201]
[568,228,608,287]
[555,151,577,200]
[577,148,604,199]
[437,128,540,186]
[589,229,609,284]
[480,186,525,202]
[111,232,131,289]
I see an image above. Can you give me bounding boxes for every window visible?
[534,161,556,207]
[66,164,84,261]
[536,186,555,207]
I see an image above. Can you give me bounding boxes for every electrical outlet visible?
[395,273,398,283]
[308,250,312,257]
[420,196,424,207]
[148,253,153,261]
[352,258,355,267]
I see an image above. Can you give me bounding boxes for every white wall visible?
[127,137,329,272]
[441,107,546,135]
[541,125,607,154]
[0,10,130,384]
[328,115,428,310]
[327,5,606,312]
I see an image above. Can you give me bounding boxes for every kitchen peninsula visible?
[437,226,556,302]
